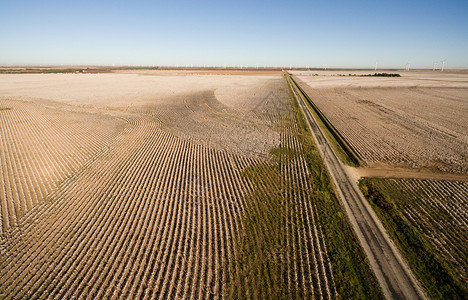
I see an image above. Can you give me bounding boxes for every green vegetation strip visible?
[289,75,361,167]
[227,80,383,299]
[290,86,383,299]
[294,81,357,167]
[226,155,294,299]
[365,73,401,77]
[359,178,467,299]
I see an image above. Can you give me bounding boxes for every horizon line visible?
[1,65,466,71]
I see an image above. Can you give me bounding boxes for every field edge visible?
[289,75,362,167]
[287,75,384,299]
[358,177,467,299]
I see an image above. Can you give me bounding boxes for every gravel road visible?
[288,74,426,300]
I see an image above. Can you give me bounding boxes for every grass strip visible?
[227,76,383,299]
[289,75,361,167]
[359,178,467,299]
[289,79,383,299]
[226,157,292,299]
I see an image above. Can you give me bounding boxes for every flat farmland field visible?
[292,70,468,298]
[0,72,381,298]
[359,177,467,298]
[293,71,468,174]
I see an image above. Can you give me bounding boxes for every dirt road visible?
[288,74,426,300]
[348,165,468,182]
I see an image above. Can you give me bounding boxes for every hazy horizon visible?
[1,0,467,69]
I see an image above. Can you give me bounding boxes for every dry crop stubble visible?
[359,178,467,298]
[0,74,281,298]
[0,98,124,233]
[295,73,468,174]
[227,90,340,298]
[1,106,248,298]
[292,71,467,299]
[1,72,380,298]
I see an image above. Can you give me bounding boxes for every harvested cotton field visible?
[0,72,380,298]
[293,71,468,174]
[291,71,468,298]
[0,98,124,232]
[359,177,467,298]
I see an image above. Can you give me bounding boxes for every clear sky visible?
[1,0,467,69]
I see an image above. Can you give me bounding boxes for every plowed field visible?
[0,73,380,298]
[294,72,468,174]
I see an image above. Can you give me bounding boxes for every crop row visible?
[0,113,247,298]
[294,80,467,173]
[0,86,338,298]
[359,176,467,298]
[226,86,338,298]
[386,178,467,284]
[0,98,122,234]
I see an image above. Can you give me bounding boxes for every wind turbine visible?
[433,61,439,71]
[374,61,378,71]
[405,62,411,71]
[441,59,446,71]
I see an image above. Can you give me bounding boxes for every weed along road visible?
[287,73,426,300]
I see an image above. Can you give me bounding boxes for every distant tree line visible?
[364,73,401,77]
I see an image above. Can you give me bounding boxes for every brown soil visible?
[348,164,468,182]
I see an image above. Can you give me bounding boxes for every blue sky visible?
[1,0,467,68]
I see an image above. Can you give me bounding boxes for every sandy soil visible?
[0,73,278,108]
[0,73,284,158]
[0,97,124,231]
[0,73,289,233]
[347,165,468,183]
[0,73,341,298]
[294,71,468,174]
